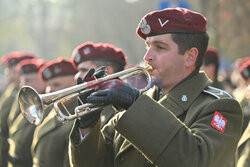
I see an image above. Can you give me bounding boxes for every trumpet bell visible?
[18,86,44,125]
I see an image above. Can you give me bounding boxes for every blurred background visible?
[0,0,249,76]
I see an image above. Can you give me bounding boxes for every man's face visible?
[19,73,46,94]
[144,34,189,92]
[46,75,76,93]
[74,61,98,81]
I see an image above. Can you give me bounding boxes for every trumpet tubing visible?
[18,65,153,125]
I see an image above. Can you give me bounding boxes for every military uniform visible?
[7,113,36,167]
[232,86,250,134]
[0,83,18,167]
[235,122,250,167]
[69,72,243,167]
[7,96,22,127]
[31,108,74,167]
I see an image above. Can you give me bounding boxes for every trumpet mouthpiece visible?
[145,65,153,72]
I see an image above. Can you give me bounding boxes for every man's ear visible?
[184,47,198,67]
[106,66,115,74]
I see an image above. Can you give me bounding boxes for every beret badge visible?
[74,51,81,63]
[139,18,151,35]
[43,68,52,80]
[83,47,91,55]
[54,66,62,74]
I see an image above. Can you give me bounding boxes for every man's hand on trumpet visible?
[87,79,142,110]
[77,66,106,104]
[76,66,106,129]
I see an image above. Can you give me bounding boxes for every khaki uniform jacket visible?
[0,83,18,167]
[235,122,250,167]
[31,109,73,167]
[8,113,36,167]
[69,72,243,167]
[8,96,22,127]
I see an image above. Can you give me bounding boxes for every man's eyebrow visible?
[145,40,169,47]
[152,40,169,46]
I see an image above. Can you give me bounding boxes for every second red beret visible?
[71,42,127,68]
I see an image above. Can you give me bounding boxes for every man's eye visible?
[157,46,164,50]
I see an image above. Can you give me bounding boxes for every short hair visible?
[203,50,220,76]
[90,60,125,73]
[171,32,209,70]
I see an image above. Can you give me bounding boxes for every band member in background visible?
[31,58,77,167]
[7,58,46,167]
[69,8,243,167]
[8,58,46,126]
[231,57,250,133]
[0,52,35,167]
[200,47,225,89]
[71,42,126,79]
[235,59,249,167]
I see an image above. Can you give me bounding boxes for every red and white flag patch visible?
[211,111,227,133]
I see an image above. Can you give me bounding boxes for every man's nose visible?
[143,47,154,62]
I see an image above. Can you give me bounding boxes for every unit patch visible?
[211,111,227,133]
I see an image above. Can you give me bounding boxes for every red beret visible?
[16,59,45,75]
[137,7,207,40]
[205,48,219,61]
[71,42,127,68]
[39,58,78,82]
[1,52,36,67]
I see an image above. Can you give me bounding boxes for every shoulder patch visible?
[211,111,227,133]
[203,86,233,99]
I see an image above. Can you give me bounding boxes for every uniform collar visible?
[161,71,211,112]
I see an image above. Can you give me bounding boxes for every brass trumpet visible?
[18,65,153,125]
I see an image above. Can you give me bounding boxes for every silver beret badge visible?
[74,50,81,63]
[83,47,91,55]
[54,66,62,74]
[43,68,52,79]
[139,18,151,35]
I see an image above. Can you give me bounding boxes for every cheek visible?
[156,56,169,73]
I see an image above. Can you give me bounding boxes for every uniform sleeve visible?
[114,94,243,167]
[63,122,74,167]
[69,111,118,167]
[236,122,250,167]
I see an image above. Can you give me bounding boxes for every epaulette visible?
[203,86,233,99]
